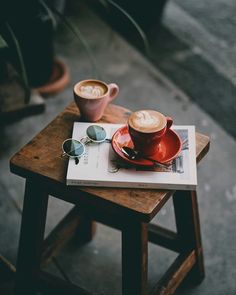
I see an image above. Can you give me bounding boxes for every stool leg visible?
[75,212,97,246]
[122,222,148,295]
[14,179,48,295]
[173,190,205,284]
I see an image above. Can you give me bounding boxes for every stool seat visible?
[10,103,210,295]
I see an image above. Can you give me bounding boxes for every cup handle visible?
[166,117,173,129]
[108,83,119,102]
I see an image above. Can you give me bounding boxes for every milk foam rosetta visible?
[80,85,104,97]
[129,110,166,132]
[77,81,107,98]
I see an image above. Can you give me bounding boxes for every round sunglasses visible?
[62,125,108,161]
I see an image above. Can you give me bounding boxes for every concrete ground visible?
[0,1,236,294]
[162,0,236,141]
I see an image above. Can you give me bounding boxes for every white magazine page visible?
[66,123,197,190]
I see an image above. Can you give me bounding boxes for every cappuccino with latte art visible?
[128,109,173,156]
[128,110,166,133]
[75,80,107,98]
[73,79,119,122]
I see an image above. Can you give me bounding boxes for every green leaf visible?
[5,23,30,104]
[99,0,150,55]
[39,0,57,29]
[48,5,100,79]
[0,35,8,49]
[99,0,109,9]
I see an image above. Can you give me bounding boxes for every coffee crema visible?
[128,110,166,133]
[75,81,107,98]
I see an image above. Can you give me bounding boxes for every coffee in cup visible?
[75,80,107,98]
[128,110,173,156]
[74,79,119,122]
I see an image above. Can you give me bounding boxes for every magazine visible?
[66,122,197,190]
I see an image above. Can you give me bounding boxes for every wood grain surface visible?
[10,102,210,221]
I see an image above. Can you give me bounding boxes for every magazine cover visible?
[66,123,197,190]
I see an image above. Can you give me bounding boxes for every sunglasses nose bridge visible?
[80,136,91,145]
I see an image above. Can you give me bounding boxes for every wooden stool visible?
[10,103,210,295]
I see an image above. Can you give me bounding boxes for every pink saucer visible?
[111,125,182,166]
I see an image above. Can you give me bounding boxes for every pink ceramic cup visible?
[128,110,173,157]
[73,79,119,122]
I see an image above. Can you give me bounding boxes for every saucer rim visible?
[111,125,182,166]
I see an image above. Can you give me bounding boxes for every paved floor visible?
[0,1,236,294]
[110,0,236,139]
[170,0,236,85]
[162,0,236,140]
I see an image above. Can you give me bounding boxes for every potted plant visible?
[0,0,148,121]
[0,0,71,120]
[1,2,53,86]
[1,1,70,89]
[0,32,35,120]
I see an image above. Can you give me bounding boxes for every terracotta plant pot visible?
[35,58,70,96]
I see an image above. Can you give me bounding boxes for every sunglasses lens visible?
[63,139,85,157]
[86,125,106,142]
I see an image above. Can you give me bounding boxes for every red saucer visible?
[111,125,182,166]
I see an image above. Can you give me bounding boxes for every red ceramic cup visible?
[74,79,119,122]
[128,110,173,157]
